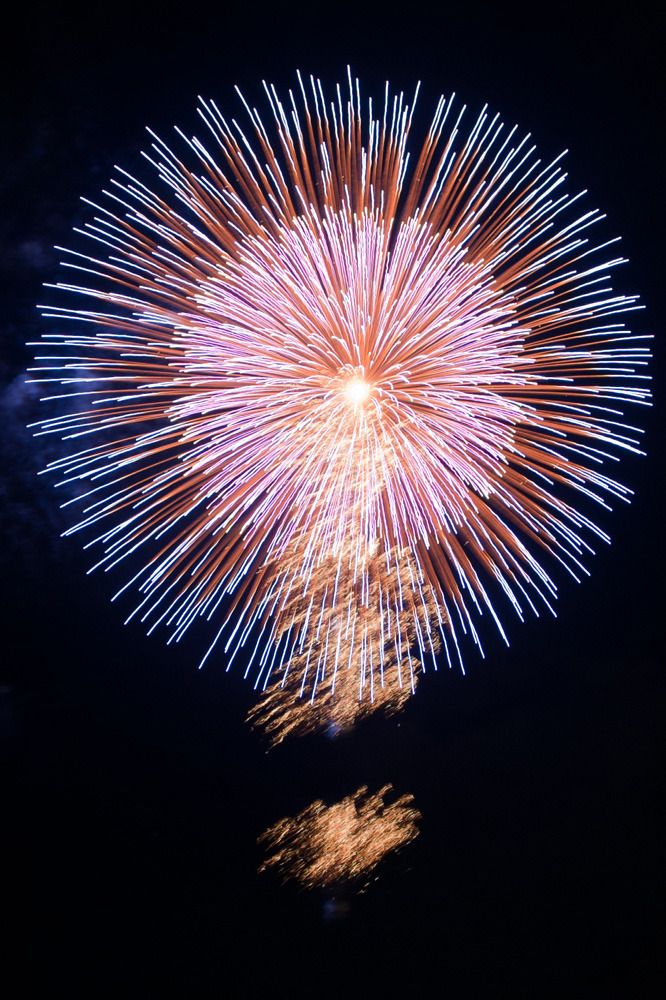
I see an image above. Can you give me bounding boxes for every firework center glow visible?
[344,378,371,405]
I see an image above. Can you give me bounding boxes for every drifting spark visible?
[32,72,649,698]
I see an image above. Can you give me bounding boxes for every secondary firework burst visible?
[33,71,649,699]
[258,784,420,888]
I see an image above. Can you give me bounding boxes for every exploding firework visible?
[33,72,649,696]
[258,784,420,888]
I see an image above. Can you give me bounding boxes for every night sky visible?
[3,3,664,995]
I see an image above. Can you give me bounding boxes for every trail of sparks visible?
[246,541,431,744]
[33,72,649,699]
[258,784,420,888]
[248,661,418,745]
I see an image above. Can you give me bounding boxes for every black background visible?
[2,2,663,995]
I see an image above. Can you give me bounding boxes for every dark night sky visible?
[2,3,664,995]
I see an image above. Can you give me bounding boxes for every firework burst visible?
[33,72,649,697]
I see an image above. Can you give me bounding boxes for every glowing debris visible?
[258,785,420,888]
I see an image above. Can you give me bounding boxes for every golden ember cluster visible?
[259,785,420,888]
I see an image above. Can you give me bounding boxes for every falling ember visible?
[258,785,420,888]
[32,71,649,698]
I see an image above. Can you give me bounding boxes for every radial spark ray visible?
[33,73,649,695]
